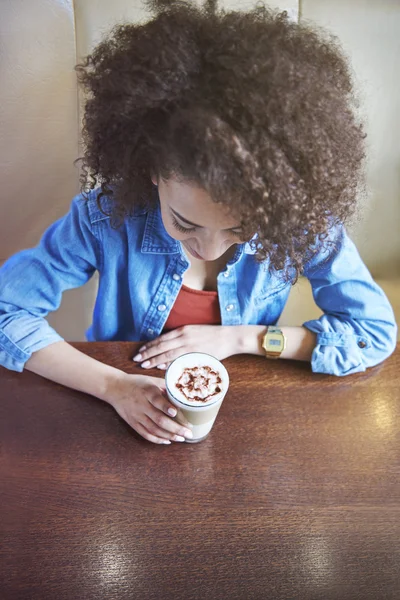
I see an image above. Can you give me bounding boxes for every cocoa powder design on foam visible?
[176,366,222,403]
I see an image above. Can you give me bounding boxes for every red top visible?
[163,285,221,331]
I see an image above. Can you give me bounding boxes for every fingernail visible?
[174,436,185,442]
[133,354,142,361]
[139,346,147,352]
[157,364,167,370]
[141,361,151,368]
[161,440,171,445]
[168,408,177,417]
[185,430,193,439]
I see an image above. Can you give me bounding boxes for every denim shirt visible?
[0,187,397,375]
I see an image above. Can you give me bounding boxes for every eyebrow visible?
[170,207,242,231]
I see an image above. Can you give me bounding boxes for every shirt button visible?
[172,273,181,281]
[223,271,230,278]
[226,304,234,312]
[147,328,154,335]
[158,304,167,312]
[358,340,367,349]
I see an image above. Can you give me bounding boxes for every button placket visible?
[217,264,241,326]
[138,243,189,342]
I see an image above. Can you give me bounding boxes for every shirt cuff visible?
[303,318,371,376]
[0,326,63,372]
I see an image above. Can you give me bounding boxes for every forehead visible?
[159,176,241,229]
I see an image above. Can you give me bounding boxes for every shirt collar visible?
[141,186,181,254]
[243,238,257,255]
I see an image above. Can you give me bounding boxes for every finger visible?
[145,405,193,440]
[140,346,187,369]
[148,392,178,417]
[134,421,171,445]
[141,415,189,443]
[148,393,193,428]
[133,330,187,362]
[173,407,195,431]
[135,338,181,363]
[137,329,184,353]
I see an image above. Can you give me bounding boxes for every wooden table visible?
[1,343,400,600]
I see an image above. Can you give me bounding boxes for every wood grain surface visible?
[1,342,399,600]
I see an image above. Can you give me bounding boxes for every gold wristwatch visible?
[262,326,286,359]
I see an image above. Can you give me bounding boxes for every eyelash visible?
[171,216,243,237]
[172,216,195,234]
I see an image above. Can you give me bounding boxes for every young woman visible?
[0,0,396,444]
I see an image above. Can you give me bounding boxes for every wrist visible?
[96,366,130,405]
[280,326,317,361]
[232,325,317,362]
[235,325,267,356]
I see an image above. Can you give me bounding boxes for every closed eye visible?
[230,229,244,237]
[172,216,196,234]
[172,214,243,237]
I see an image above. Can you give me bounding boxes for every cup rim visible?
[165,352,229,409]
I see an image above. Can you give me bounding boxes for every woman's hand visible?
[133,325,241,370]
[105,372,193,444]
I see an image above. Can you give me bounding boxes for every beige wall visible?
[0,0,79,262]
[0,0,90,340]
[302,0,400,278]
[1,0,399,341]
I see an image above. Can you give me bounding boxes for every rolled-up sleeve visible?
[0,193,100,372]
[303,225,397,376]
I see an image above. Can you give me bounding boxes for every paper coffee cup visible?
[165,352,229,443]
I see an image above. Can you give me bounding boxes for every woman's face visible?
[153,174,245,262]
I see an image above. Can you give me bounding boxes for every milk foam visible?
[166,353,229,407]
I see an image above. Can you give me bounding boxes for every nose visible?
[195,232,227,261]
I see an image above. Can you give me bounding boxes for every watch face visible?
[264,332,285,353]
[268,338,282,347]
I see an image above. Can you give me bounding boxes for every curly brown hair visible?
[75,0,366,278]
